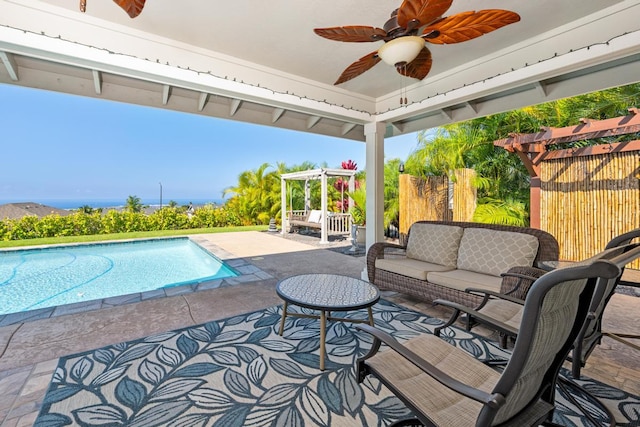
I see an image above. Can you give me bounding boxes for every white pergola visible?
[280,168,357,244]
[2,1,640,249]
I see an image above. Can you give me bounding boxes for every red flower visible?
[341,160,357,170]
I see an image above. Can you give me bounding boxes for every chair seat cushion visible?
[375,258,454,281]
[427,270,503,293]
[366,334,499,427]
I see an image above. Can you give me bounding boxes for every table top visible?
[276,274,380,311]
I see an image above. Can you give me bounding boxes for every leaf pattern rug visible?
[36,299,640,427]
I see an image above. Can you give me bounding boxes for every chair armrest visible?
[463,288,526,305]
[499,266,547,299]
[356,324,505,409]
[366,242,407,282]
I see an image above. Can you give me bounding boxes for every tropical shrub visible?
[147,207,190,230]
[348,183,366,225]
[69,212,104,235]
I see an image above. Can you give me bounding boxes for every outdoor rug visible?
[36,299,640,427]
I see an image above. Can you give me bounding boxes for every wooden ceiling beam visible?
[230,99,242,116]
[198,92,208,111]
[307,116,321,129]
[0,51,18,81]
[272,108,285,123]
[92,70,102,94]
[162,84,171,105]
[533,81,547,98]
[341,123,356,136]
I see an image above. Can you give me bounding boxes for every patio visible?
[1,231,638,425]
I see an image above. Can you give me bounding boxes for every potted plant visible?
[348,184,366,244]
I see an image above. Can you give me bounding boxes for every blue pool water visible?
[0,238,237,315]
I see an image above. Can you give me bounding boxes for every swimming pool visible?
[0,238,238,315]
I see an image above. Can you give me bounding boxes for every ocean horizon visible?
[0,198,226,210]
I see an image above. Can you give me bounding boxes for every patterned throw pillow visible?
[406,224,464,267]
[457,228,540,276]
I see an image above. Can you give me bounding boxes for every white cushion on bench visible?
[375,257,454,281]
[427,270,503,293]
[406,224,463,268]
[307,210,322,223]
[457,228,539,277]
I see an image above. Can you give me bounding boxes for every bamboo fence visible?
[399,170,476,244]
[453,168,477,222]
[540,150,640,269]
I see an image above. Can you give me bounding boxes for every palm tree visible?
[223,163,276,225]
[348,183,366,226]
[402,82,640,226]
[125,195,143,213]
[383,159,402,228]
[78,205,95,214]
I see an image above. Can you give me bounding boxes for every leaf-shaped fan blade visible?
[113,0,146,18]
[423,9,520,44]
[335,51,382,85]
[314,26,387,43]
[397,0,453,28]
[397,47,432,80]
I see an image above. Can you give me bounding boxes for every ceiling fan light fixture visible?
[377,36,424,66]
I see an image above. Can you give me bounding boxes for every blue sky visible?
[0,84,420,204]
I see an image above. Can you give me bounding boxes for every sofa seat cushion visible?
[406,224,464,268]
[375,257,454,281]
[426,269,503,293]
[457,228,540,277]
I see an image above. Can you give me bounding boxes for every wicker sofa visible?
[366,220,559,307]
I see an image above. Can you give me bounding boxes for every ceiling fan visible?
[79,0,146,19]
[314,0,520,85]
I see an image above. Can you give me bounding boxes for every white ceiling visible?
[1,0,640,141]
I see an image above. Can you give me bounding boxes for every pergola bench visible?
[288,210,351,235]
[281,168,357,243]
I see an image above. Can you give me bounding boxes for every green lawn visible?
[0,225,268,248]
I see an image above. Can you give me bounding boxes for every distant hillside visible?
[0,202,72,220]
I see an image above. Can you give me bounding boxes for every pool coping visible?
[0,236,274,327]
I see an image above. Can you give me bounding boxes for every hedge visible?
[0,205,245,241]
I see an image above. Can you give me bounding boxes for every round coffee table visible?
[276,273,380,370]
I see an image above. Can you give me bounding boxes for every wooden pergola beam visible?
[539,139,640,160]
[494,108,640,149]
[492,110,640,230]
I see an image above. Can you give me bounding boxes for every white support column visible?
[364,121,386,251]
[320,171,328,244]
[305,180,311,212]
[281,177,287,236]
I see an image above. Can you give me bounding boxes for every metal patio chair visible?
[432,228,640,379]
[356,257,622,427]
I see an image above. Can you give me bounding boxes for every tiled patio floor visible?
[0,231,638,426]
